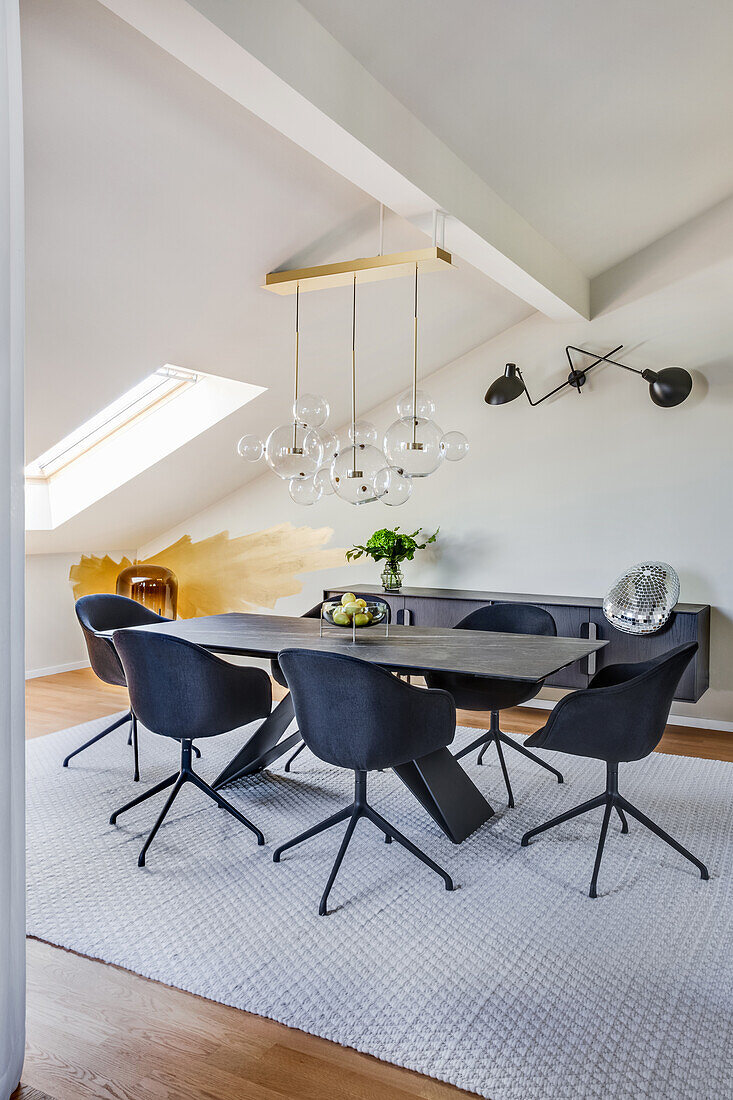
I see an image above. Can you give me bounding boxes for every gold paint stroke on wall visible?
[69,524,346,617]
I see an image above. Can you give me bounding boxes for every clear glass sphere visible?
[314,465,335,497]
[288,475,322,506]
[264,421,323,480]
[396,388,436,420]
[374,465,412,506]
[317,428,340,463]
[293,392,330,429]
[383,417,444,478]
[236,434,263,462]
[440,430,469,462]
[330,443,387,505]
[348,419,379,447]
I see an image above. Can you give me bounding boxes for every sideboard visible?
[323,584,710,702]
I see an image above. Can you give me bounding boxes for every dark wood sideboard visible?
[323,585,710,702]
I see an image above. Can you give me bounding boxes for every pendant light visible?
[236,206,469,505]
[330,275,387,505]
[383,264,467,477]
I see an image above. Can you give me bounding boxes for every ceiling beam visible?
[96,0,589,321]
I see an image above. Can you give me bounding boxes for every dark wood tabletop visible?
[121,612,607,683]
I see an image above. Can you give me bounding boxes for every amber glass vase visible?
[116,563,178,619]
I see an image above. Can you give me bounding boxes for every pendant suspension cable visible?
[412,262,419,446]
[291,282,300,450]
[350,273,360,475]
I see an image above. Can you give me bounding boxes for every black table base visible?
[212,694,299,788]
[212,692,495,843]
[394,749,495,843]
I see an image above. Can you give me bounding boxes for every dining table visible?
[119,612,606,843]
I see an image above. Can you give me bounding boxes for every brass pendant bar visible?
[262,246,453,295]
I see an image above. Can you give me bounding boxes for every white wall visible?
[25,550,134,676]
[141,251,733,727]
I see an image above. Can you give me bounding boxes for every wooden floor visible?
[18,668,732,1100]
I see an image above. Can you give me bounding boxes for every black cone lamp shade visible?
[642,366,693,408]
[485,363,525,405]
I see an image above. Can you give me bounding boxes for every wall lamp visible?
[484,345,693,409]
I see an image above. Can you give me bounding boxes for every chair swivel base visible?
[454,711,563,808]
[63,710,141,782]
[273,770,454,915]
[521,762,710,898]
[109,739,263,866]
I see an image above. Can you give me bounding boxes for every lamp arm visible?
[518,344,625,406]
[517,366,570,407]
[565,345,641,377]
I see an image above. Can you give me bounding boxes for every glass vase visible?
[381,562,403,592]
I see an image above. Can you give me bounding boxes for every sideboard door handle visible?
[403,607,412,626]
[587,621,598,677]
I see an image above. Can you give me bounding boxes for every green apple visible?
[332,610,350,626]
[341,592,356,607]
[343,602,362,616]
[354,612,370,627]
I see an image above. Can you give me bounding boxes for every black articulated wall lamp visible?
[484,346,693,410]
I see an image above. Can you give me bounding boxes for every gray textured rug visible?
[26,714,733,1100]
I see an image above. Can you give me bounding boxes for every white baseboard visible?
[521,698,733,733]
[25,659,90,680]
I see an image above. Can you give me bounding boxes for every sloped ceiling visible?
[21,0,533,553]
[301,0,733,277]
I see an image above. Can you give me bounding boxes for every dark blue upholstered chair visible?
[521,643,709,898]
[425,603,562,807]
[273,649,456,915]
[65,594,171,781]
[272,596,393,774]
[108,630,272,867]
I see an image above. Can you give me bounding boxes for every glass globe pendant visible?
[331,443,386,505]
[440,430,469,462]
[396,388,436,420]
[264,421,323,480]
[236,434,263,462]
[294,392,330,428]
[348,419,379,446]
[383,415,443,477]
[374,465,412,506]
[288,475,322,506]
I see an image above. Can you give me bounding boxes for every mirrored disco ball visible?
[603,561,680,635]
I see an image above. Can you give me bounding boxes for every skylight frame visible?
[25,366,199,479]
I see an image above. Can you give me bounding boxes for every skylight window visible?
[25,367,199,479]
[26,365,265,530]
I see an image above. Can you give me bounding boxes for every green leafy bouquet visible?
[346,526,438,569]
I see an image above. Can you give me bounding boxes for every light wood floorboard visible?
[20,668,732,1100]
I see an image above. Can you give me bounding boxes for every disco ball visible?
[603,561,680,635]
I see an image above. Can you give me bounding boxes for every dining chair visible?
[521,643,709,897]
[108,630,271,867]
[64,594,172,781]
[424,603,562,807]
[273,648,456,915]
[273,596,393,774]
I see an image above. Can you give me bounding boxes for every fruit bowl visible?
[320,594,389,637]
